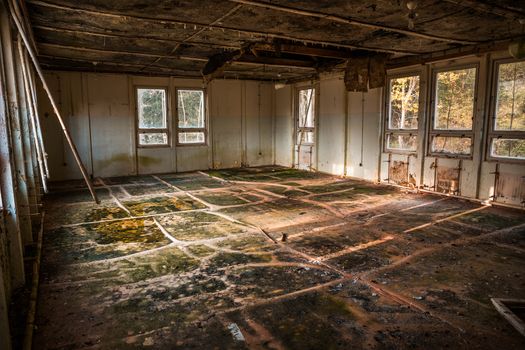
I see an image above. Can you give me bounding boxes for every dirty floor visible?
[35,166,525,349]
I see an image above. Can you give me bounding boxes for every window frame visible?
[486,57,525,163]
[295,86,316,146]
[427,63,479,159]
[175,87,207,146]
[135,85,170,148]
[383,72,421,155]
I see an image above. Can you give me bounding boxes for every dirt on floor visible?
[35,166,525,349]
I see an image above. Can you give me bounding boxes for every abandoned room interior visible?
[1,0,525,349]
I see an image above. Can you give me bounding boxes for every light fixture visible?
[407,1,418,30]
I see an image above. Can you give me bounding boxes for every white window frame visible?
[175,88,207,146]
[487,57,525,163]
[428,64,479,159]
[135,86,170,148]
[383,72,421,154]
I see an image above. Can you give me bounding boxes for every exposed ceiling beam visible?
[33,26,365,60]
[26,0,420,55]
[254,43,351,59]
[38,55,304,78]
[141,3,243,71]
[229,0,480,45]
[443,0,525,20]
[33,25,238,50]
[386,39,512,69]
[37,42,317,69]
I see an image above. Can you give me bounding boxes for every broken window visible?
[297,88,315,145]
[489,60,525,160]
[177,89,206,145]
[137,88,169,146]
[384,75,420,152]
[429,67,476,157]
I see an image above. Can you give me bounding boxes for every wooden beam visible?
[229,0,479,45]
[443,0,525,20]
[33,25,238,50]
[26,0,419,55]
[141,3,243,71]
[254,43,350,59]
[37,42,317,69]
[34,25,354,60]
[39,62,304,80]
[386,39,512,69]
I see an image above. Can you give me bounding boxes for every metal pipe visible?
[8,0,99,203]
[27,63,49,178]
[18,38,47,193]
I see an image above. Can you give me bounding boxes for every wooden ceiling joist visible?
[34,26,355,60]
[254,43,351,59]
[38,55,303,80]
[37,42,317,70]
[229,0,480,45]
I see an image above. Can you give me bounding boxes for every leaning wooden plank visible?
[8,0,99,203]
[491,298,525,337]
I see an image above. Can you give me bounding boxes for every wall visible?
[275,75,383,181]
[275,53,524,207]
[38,72,275,180]
[274,85,293,166]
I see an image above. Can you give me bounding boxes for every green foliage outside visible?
[432,136,471,155]
[138,89,166,129]
[495,61,525,131]
[388,76,419,150]
[492,61,525,159]
[435,68,475,130]
[390,76,419,129]
[178,90,204,128]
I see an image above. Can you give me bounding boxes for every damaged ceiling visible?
[22,0,525,82]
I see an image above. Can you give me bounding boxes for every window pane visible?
[495,61,525,131]
[491,138,525,159]
[431,136,471,155]
[137,88,167,129]
[298,88,315,128]
[389,76,419,129]
[434,68,476,130]
[178,90,204,128]
[297,131,314,144]
[386,134,417,151]
[178,132,205,144]
[139,132,168,145]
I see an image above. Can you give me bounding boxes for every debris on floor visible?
[35,166,525,349]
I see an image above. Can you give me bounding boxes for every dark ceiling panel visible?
[25,0,525,80]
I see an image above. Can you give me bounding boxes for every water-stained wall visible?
[38,72,275,180]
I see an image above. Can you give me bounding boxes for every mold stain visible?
[92,219,168,245]
[85,206,129,222]
[123,195,206,216]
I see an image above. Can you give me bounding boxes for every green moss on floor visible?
[122,195,206,216]
[157,212,251,241]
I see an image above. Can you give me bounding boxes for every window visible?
[489,60,525,160]
[429,67,477,156]
[384,75,420,152]
[137,88,168,146]
[297,88,315,144]
[177,89,206,145]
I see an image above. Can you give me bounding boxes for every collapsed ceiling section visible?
[24,0,525,83]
